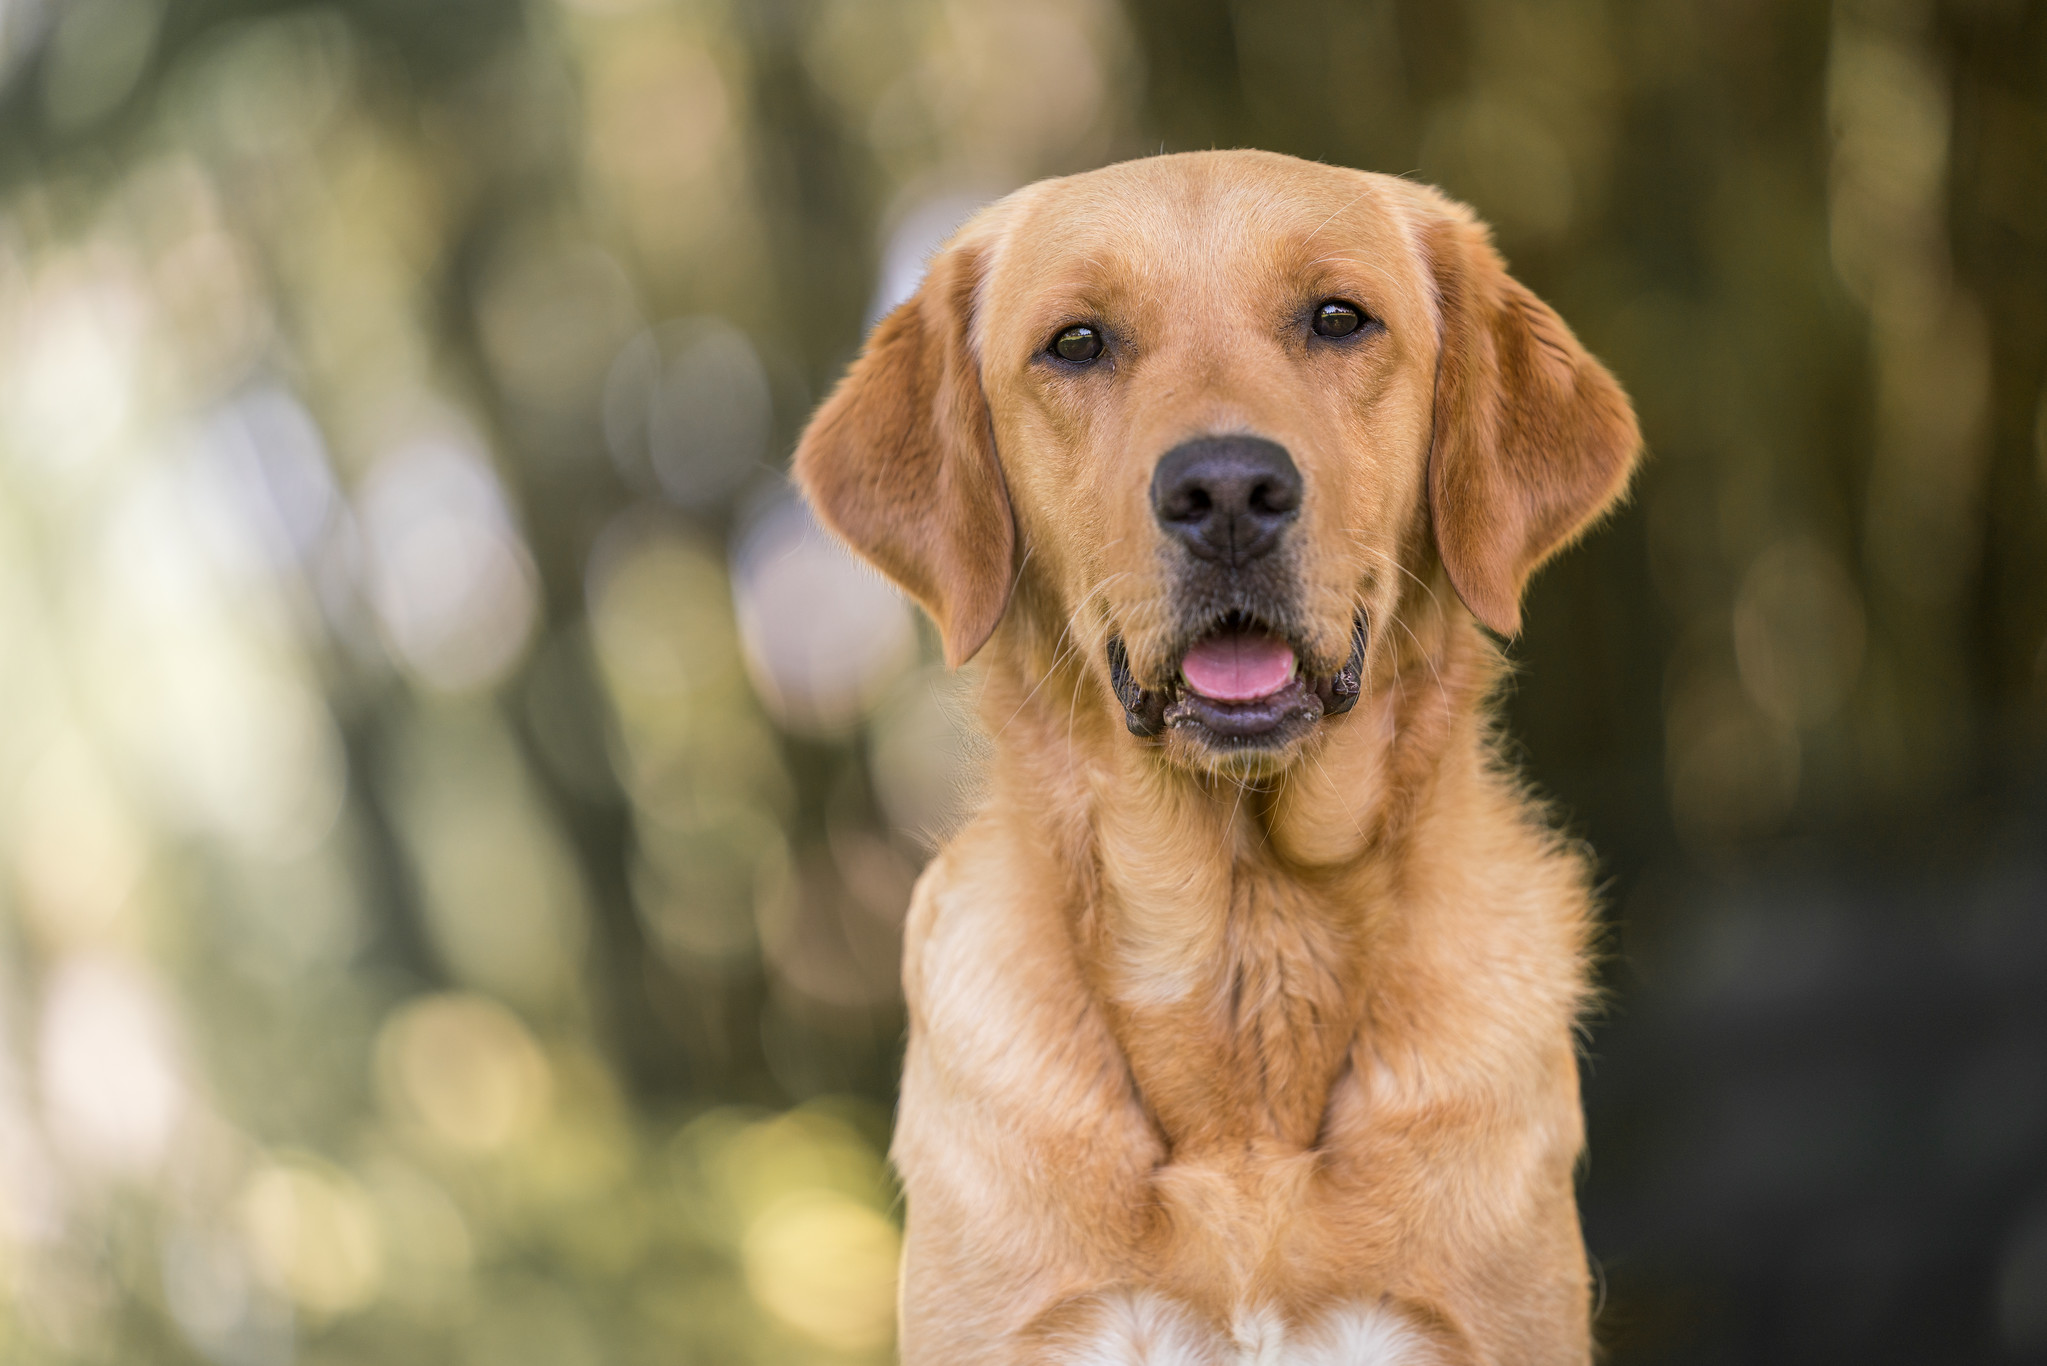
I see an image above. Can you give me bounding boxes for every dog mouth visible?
[1108,612,1366,745]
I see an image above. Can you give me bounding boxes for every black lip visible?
[1107,637,1167,736]
[1106,612,1368,746]
[1166,676,1324,741]
[1317,615,1368,717]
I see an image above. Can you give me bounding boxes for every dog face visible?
[797,151,1638,776]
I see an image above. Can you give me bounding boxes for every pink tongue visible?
[1181,631,1297,702]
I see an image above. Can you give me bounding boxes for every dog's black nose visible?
[1150,436,1302,564]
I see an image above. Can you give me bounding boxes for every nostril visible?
[1248,479,1297,516]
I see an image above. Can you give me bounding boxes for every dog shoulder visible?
[899,817,1035,1024]
[899,815,1157,1145]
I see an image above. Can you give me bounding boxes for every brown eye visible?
[1052,325,1104,363]
[1313,300,1365,338]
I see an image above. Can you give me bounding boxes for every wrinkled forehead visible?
[977,156,1435,360]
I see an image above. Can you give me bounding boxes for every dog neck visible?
[974,591,1501,1153]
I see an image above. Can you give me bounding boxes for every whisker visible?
[993,564,1139,738]
[1304,744,1368,849]
[1350,590,1379,706]
[1388,603,1450,715]
[1066,567,1137,773]
[1338,532,1445,613]
[1304,187,1374,246]
[994,628,1084,738]
[1334,535,1453,712]
[1065,658,1085,780]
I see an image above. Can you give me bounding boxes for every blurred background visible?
[0,0,2040,1361]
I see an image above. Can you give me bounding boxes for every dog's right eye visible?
[1051,325,1104,363]
[1313,300,1366,338]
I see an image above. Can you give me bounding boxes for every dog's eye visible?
[1313,301,1366,338]
[1051,325,1104,363]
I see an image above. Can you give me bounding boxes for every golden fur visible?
[794,151,1641,1365]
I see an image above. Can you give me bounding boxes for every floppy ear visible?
[793,239,1016,668]
[1423,208,1641,636]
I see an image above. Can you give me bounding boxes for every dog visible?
[793,150,1640,1365]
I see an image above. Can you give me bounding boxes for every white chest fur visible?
[1047,1291,1436,1365]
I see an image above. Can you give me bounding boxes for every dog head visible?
[796,152,1639,778]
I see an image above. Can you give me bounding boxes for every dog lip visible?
[1166,677,1321,740]
[1314,613,1369,717]
[1106,612,1366,743]
[1107,637,1167,736]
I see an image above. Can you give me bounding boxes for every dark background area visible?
[0,0,2040,1362]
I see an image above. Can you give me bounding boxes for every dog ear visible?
[793,239,1015,668]
[1422,209,1641,636]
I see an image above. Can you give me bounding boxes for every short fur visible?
[795,151,1641,1365]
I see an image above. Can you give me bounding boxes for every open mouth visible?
[1108,612,1367,745]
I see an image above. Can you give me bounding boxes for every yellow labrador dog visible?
[795,151,1639,1365]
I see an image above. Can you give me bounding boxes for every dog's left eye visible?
[1313,300,1366,338]
[1051,325,1104,363]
